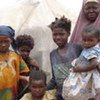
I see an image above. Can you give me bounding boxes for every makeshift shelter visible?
[0,0,82,80]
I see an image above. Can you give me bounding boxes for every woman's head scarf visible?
[0,25,15,38]
[0,25,16,50]
[70,0,100,44]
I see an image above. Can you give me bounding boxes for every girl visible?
[15,34,39,99]
[47,16,82,100]
[0,25,29,100]
[62,25,100,100]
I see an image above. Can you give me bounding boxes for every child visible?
[20,69,56,100]
[15,34,39,70]
[62,25,100,100]
[0,25,29,100]
[15,34,39,99]
[47,16,82,100]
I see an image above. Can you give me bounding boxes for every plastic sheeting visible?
[0,0,83,80]
[19,26,57,80]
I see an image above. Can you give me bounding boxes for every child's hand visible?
[25,76,29,82]
[73,67,77,72]
[73,66,82,72]
[29,59,39,70]
[20,75,29,82]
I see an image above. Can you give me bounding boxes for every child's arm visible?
[29,58,39,70]
[73,58,99,72]
[47,76,57,90]
[19,75,29,82]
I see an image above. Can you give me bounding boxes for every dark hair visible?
[29,69,47,85]
[49,16,71,34]
[16,34,34,49]
[82,25,100,38]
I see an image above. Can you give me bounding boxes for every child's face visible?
[29,79,46,99]
[0,36,11,53]
[18,45,32,60]
[52,27,69,48]
[82,33,99,48]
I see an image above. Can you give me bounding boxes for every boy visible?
[20,69,56,100]
[15,34,39,99]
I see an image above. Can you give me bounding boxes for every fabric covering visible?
[62,44,100,100]
[0,25,15,38]
[84,0,99,5]
[0,0,83,82]
[20,89,56,100]
[0,51,29,100]
[47,43,82,97]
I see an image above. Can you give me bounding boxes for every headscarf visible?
[84,0,99,5]
[0,25,16,50]
[70,0,100,44]
[0,25,15,38]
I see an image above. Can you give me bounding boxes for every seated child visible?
[15,34,39,99]
[20,69,56,100]
[62,25,100,100]
[0,25,29,100]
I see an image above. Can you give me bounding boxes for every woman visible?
[70,0,100,44]
[0,25,29,100]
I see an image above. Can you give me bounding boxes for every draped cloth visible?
[0,25,15,38]
[0,51,29,100]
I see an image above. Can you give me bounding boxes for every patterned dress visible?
[0,51,29,100]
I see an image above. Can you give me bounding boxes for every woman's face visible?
[52,27,69,49]
[83,2,100,22]
[0,36,11,53]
